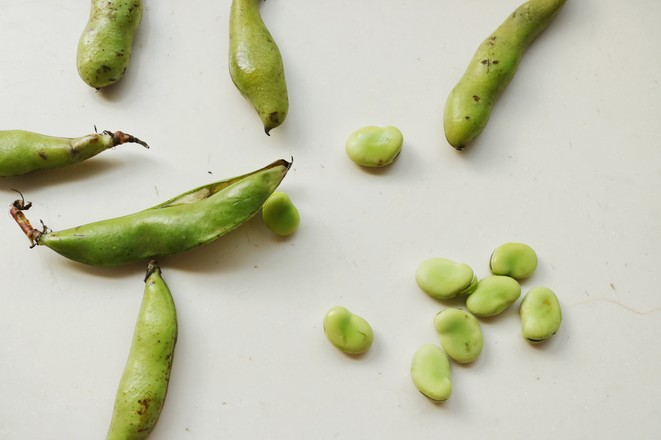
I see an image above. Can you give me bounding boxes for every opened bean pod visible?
[11,159,291,266]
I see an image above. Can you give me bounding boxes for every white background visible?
[1,0,660,439]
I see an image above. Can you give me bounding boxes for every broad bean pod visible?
[0,129,148,176]
[229,0,289,134]
[106,261,177,440]
[11,159,291,266]
[443,0,567,149]
[77,0,143,89]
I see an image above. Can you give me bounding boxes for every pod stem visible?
[104,130,150,149]
[144,260,161,282]
[9,191,49,248]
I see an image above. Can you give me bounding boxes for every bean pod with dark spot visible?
[77,0,143,89]
[443,0,567,150]
[106,261,177,440]
[0,129,148,176]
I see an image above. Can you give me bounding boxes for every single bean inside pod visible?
[106,260,177,440]
[345,126,403,167]
[466,275,521,318]
[416,258,477,300]
[262,191,300,236]
[433,308,483,363]
[10,159,291,266]
[323,306,374,355]
[490,242,538,279]
[520,287,561,343]
[411,344,452,401]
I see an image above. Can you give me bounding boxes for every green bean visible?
[323,306,373,355]
[520,287,561,343]
[0,129,148,177]
[433,308,483,363]
[106,261,177,440]
[262,191,300,236]
[490,242,538,280]
[410,344,452,401]
[345,126,403,167]
[77,0,143,89]
[11,159,291,266]
[466,275,521,318]
[443,0,567,149]
[229,0,288,134]
[415,258,477,300]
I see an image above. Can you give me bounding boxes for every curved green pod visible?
[0,129,148,176]
[443,0,567,149]
[106,261,177,440]
[77,0,143,89]
[12,159,291,266]
[229,0,289,134]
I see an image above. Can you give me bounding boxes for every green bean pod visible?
[77,0,143,89]
[106,261,177,440]
[443,0,567,149]
[12,159,291,266]
[0,129,148,177]
[229,0,289,134]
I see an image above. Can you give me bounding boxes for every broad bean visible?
[323,306,373,355]
[433,308,483,363]
[106,261,177,440]
[229,0,288,134]
[0,129,147,177]
[345,126,403,167]
[77,0,143,89]
[416,258,477,300]
[466,275,521,318]
[443,0,567,149]
[11,159,291,266]
[490,242,538,280]
[262,191,300,236]
[520,287,561,343]
[410,344,452,401]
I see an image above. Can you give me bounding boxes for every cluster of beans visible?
[322,243,562,402]
[412,243,562,401]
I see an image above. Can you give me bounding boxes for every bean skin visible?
[77,0,143,89]
[0,129,148,177]
[106,261,177,440]
[443,0,567,149]
[229,0,288,134]
[11,160,291,266]
[520,286,562,343]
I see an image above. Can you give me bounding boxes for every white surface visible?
[1,0,660,439]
